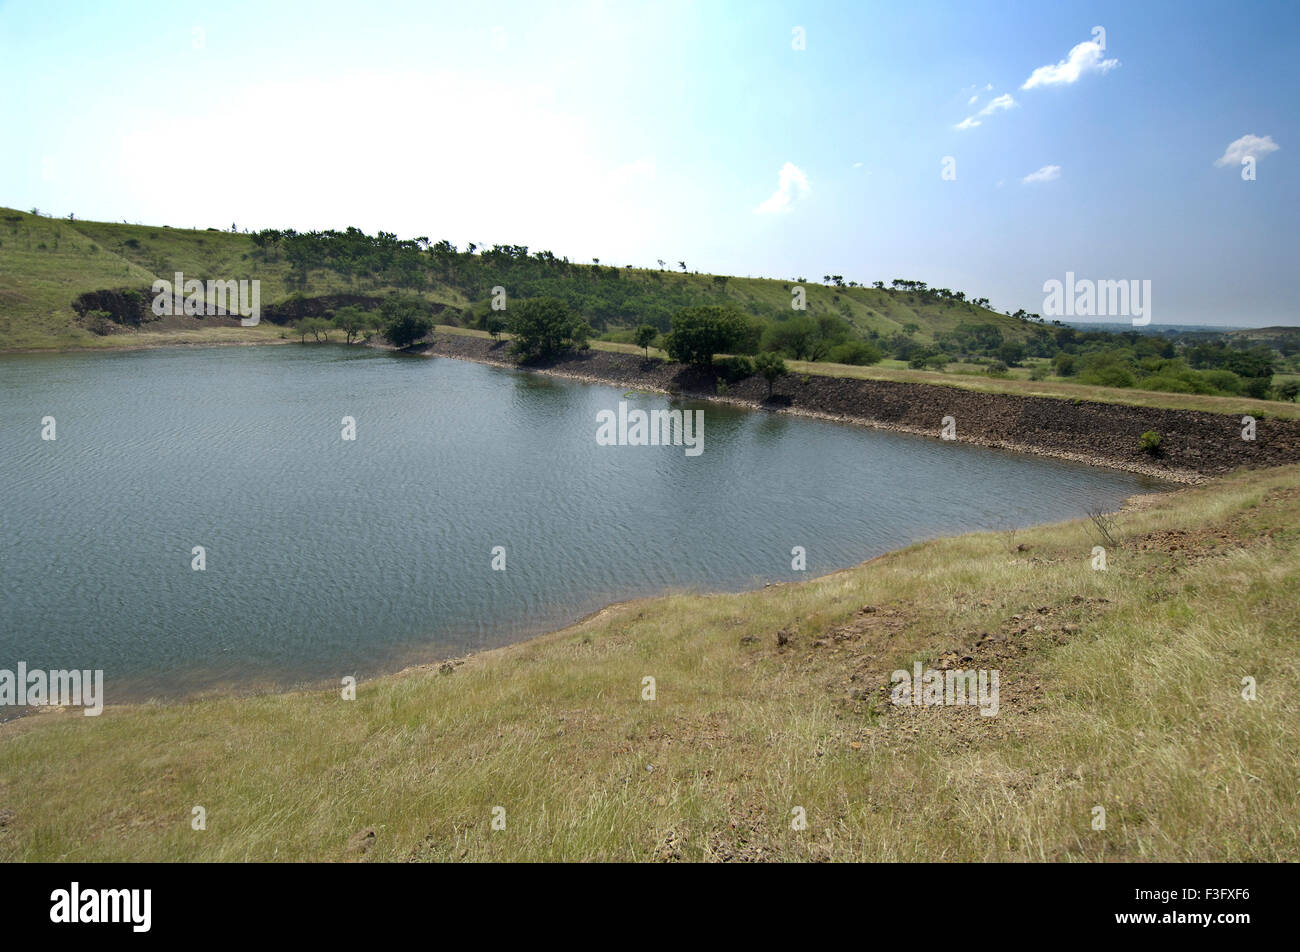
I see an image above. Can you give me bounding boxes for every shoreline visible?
[5,331,1294,716]
[420,340,1204,483]
[415,332,1300,482]
[0,476,1183,723]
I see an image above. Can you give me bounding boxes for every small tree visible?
[754,351,788,397]
[507,297,587,361]
[634,324,658,358]
[332,306,367,344]
[664,305,749,367]
[381,294,433,348]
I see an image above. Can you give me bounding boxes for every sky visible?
[1,0,1296,326]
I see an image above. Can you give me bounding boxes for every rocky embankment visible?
[419,334,1300,482]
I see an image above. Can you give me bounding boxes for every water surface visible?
[0,345,1165,699]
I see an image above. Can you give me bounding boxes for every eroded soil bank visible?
[418,333,1300,481]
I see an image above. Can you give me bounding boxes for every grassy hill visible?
[0,207,1036,351]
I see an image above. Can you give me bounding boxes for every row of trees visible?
[290,295,433,348]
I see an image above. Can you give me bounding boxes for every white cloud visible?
[1022,164,1061,184]
[755,162,810,214]
[1022,39,1119,89]
[1214,134,1280,167]
[968,94,979,105]
[955,93,1017,130]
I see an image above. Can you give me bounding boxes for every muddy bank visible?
[418,334,1300,481]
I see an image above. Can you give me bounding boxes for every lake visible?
[0,345,1165,700]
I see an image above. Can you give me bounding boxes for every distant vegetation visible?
[2,208,1297,402]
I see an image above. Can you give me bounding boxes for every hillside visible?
[0,207,1038,351]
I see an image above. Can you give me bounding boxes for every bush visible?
[1029,364,1049,381]
[986,360,1010,377]
[1278,380,1300,402]
[1052,352,1076,376]
[754,351,788,396]
[1202,370,1242,395]
[826,340,884,366]
[1139,430,1162,455]
[665,305,750,366]
[1078,365,1136,388]
[1240,377,1272,400]
[381,294,433,348]
[507,297,588,361]
[715,355,754,381]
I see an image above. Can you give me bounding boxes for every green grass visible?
[2,465,1297,861]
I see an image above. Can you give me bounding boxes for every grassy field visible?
[2,464,1296,862]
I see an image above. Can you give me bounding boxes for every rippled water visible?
[0,345,1164,699]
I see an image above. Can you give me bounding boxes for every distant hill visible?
[1,207,1047,351]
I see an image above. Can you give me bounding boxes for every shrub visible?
[715,355,754,381]
[1052,352,1076,376]
[665,305,750,366]
[507,297,588,361]
[1139,430,1162,455]
[1078,365,1136,388]
[380,294,433,348]
[826,340,883,366]
[754,351,788,396]
[986,361,1010,377]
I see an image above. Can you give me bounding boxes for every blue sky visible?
[1,0,1296,325]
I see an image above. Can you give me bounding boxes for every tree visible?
[485,315,505,341]
[1277,380,1300,402]
[332,306,368,344]
[634,324,658,358]
[754,351,788,397]
[997,341,1026,366]
[507,297,589,361]
[664,305,749,366]
[678,261,687,272]
[381,294,433,348]
[1052,352,1077,376]
[297,316,332,342]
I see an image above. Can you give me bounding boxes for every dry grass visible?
[1,466,1297,862]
